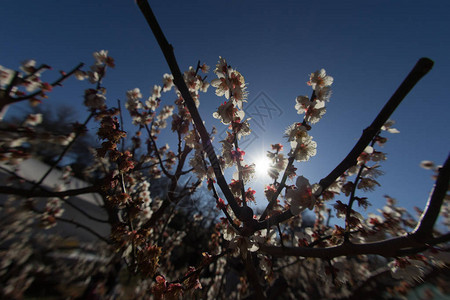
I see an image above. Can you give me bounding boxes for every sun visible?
[254,155,272,178]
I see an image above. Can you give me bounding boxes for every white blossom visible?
[0,65,14,87]
[286,176,318,214]
[308,68,333,90]
[289,135,317,162]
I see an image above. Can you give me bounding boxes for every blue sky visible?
[1,0,449,223]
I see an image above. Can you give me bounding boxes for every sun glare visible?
[254,155,272,178]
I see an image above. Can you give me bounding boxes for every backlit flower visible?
[0,65,14,87]
[286,176,317,214]
[289,135,317,162]
[295,95,310,114]
[284,123,308,142]
[307,69,333,90]
[162,73,174,92]
[305,100,326,124]
[381,119,400,134]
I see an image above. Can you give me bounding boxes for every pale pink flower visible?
[389,258,427,283]
[307,69,333,90]
[23,76,41,92]
[184,67,201,92]
[146,96,160,111]
[294,95,310,114]
[228,69,247,101]
[220,139,234,168]
[235,120,251,139]
[357,178,380,192]
[228,235,259,258]
[315,86,332,102]
[184,130,198,149]
[152,84,162,99]
[420,160,435,170]
[212,58,247,102]
[93,50,109,64]
[74,70,87,81]
[0,65,14,87]
[294,231,312,246]
[125,88,143,110]
[305,100,326,124]
[162,73,174,92]
[371,151,386,162]
[214,56,228,75]
[20,59,36,74]
[233,164,255,183]
[190,150,208,180]
[289,135,317,162]
[286,176,317,214]
[87,71,99,84]
[284,123,308,142]
[211,75,230,99]
[200,80,210,93]
[200,63,210,73]
[213,100,244,125]
[126,88,142,101]
[361,165,384,178]
[84,89,105,109]
[381,119,400,134]
[157,105,174,122]
[24,113,43,126]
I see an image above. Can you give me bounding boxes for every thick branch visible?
[137,0,242,220]
[317,57,433,195]
[413,154,450,239]
[261,153,449,259]
[259,232,449,258]
[244,252,266,299]
[257,58,434,232]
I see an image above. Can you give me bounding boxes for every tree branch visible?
[55,216,110,244]
[136,0,243,220]
[260,154,449,258]
[413,153,450,239]
[15,63,84,102]
[259,232,449,258]
[0,185,100,198]
[316,57,433,195]
[256,58,434,232]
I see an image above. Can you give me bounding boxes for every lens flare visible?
[254,155,272,178]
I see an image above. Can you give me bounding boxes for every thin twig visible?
[56,216,110,244]
[31,112,94,190]
[15,63,85,102]
[144,122,173,178]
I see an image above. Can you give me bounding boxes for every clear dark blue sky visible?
[1,0,449,220]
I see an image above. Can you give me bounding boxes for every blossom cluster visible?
[1,48,447,300]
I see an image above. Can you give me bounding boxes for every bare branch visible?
[0,185,100,198]
[413,154,450,239]
[56,216,110,244]
[32,112,94,189]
